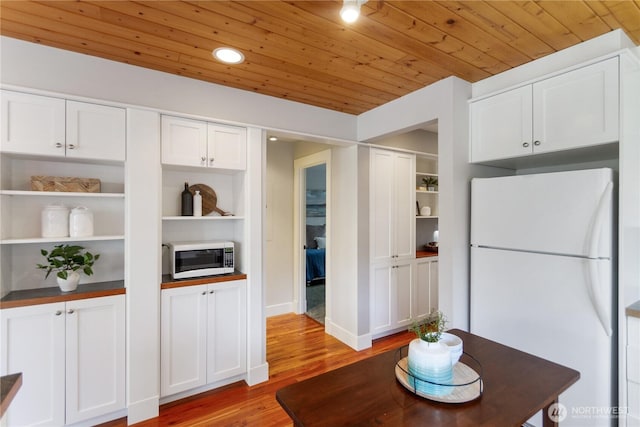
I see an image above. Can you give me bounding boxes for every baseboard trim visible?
[247,362,269,386]
[326,320,372,351]
[126,395,159,425]
[266,302,293,317]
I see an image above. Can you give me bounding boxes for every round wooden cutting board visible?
[189,183,227,216]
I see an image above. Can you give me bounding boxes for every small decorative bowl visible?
[440,332,463,365]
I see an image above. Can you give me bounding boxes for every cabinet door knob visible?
[209,290,214,294]
[201,291,207,295]
[201,156,206,162]
[209,157,214,165]
[67,309,74,314]
[55,142,63,148]
[533,140,541,146]
[55,310,63,316]
[522,142,530,148]
[67,144,76,150]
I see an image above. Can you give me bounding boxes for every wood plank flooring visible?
[101,314,415,426]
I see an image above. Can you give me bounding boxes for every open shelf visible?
[0,190,124,198]
[1,235,125,245]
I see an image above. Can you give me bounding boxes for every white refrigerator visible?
[470,168,615,427]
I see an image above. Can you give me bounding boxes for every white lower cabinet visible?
[370,257,438,338]
[415,257,438,318]
[0,295,125,426]
[161,279,247,397]
[370,260,414,336]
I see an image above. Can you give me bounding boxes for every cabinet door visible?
[470,86,533,162]
[370,263,393,335]
[161,115,208,167]
[65,295,125,424]
[415,258,435,319]
[207,123,247,170]
[394,260,414,327]
[66,101,126,162]
[370,149,394,263]
[1,303,65,427]
[533,58,619,154]
[394,153,416,260]
[161,285,208,396]
[207,280,247,382]
[1,90,66,157]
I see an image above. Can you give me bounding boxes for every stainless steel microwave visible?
[169,241,234,279]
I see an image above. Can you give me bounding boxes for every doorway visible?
[293,150,331,326]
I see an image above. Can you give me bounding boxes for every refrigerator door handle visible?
[585,181,613,337]
[586,182,612,259]
[586,260,612,337]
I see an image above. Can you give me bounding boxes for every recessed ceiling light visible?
[268,136,278,142]
[212,47,244,64]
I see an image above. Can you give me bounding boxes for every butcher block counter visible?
[0,280,125,309]
[161,271,247,289]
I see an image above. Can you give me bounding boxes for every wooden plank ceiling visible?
[1,1,639,115]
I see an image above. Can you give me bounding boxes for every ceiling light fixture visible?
[268,136,278,142]
[340,0,367,23]
[212,47,244,64]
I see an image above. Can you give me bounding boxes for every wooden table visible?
[276,329,579,427]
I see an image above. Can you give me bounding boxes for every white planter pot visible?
[407,338,453,396]
[57,271,80,292]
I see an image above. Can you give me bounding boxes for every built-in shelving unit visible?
[415,153,438,253]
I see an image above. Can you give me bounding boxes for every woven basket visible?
[31,176,101,193]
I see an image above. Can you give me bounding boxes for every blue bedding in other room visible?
[306,248,326,283]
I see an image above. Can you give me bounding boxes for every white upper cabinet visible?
[207,123,247,170]
[162,115,247,170]
[66,100,126,162]
[470,86,533,162]
[532,58,619,154]
[370,148,416,264]
[1,90,126,162]
[470,57,619,163]
[1,90,66,157]
[161,115,208,168]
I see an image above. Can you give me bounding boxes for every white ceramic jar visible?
[69,206,94,237]
[42,204,69,237]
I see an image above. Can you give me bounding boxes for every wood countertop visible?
[0,280,125,309]
[161,271,247,289]
[627,300,640,319]
[0,373,22,418]
[416,251,438,258]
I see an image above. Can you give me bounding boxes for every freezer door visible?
[471,168,613,258]
[470,247,614,426]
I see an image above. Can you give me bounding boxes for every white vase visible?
[407,338,453,396]
[57,271,80,292]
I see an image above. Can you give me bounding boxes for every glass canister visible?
[41,204,69,237]
[69,206,94,237]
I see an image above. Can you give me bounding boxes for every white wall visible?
[0,37,357,142]
[265,142,295,316]
[358,77,474,331]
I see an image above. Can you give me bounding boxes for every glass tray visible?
[394,346,483,403]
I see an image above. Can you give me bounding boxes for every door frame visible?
[293,150,331,319]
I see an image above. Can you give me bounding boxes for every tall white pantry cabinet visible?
[0,88,126,426]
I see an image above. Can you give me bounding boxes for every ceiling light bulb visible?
[340,0,360,23]
[213,47,244,64]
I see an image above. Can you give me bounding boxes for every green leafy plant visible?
[37,244,100,280]
[409,309,447,343]
[422,176,438,188]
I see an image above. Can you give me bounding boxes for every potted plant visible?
[37,244,100,292]
[407,309,453,396]
[422,176,438,191]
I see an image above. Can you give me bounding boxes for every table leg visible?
[542,398,559,427]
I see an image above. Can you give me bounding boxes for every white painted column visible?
[125,108,162,423]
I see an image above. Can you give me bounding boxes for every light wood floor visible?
[101,313,414,426]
